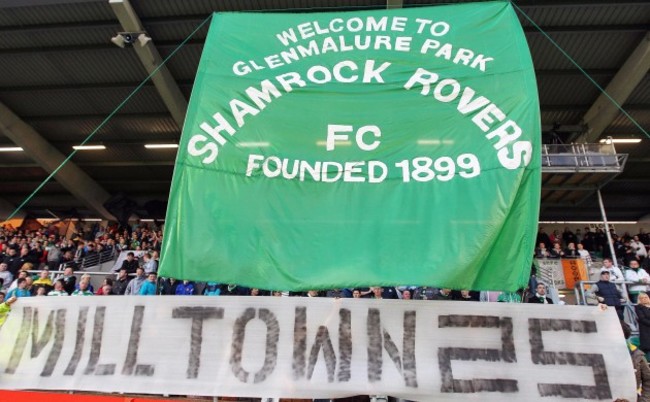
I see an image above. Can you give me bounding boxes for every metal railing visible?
[541,143,627,171]
[77,248,117,269]
[574,280,639,332]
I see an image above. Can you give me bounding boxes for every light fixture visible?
[82,218,103,222]
[110,32,151,48]
[538,221,638,225]
[144,144,179,149]
[599,136,641,144]
[236,142,270,148]
[0,147,23,152]
[73,145,106,150]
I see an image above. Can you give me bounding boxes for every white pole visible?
[597,189,618,269]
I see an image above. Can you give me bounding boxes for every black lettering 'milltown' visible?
[529,318,611,399]
[84,306,115,375]
[230,308,279,383]
[122,305,154,376]
[292,307,352,383]
[5,307,66,376]
[172,306,224,379]
[438,314,517,393]
[367,308,417,387]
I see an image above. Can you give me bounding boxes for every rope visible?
[4,14,214,222]
[511,1,649,140]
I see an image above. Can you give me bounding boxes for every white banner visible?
[0,297,635,401]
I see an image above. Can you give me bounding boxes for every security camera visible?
[110,32,151,48]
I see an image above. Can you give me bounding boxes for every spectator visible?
[142,252,157,274]
[326,289,343,298]
[535,243,550,259]
[576,243,592,267]
[8,271,28,292]
[625,259,649,304]
[46,242,62,270]
[204,282,221,296]
[563,242,579,258]
[635,293,650,354]
[536,228,551,249]
[434,289,453,301]
[601,258,625,283]
[119,252,139,274]
[95,277,114,295]
[56,267,77,295]
[125,267,146,295]
[586,270,626,319]
[159,278,179,295]
[621,320,650,402]
[48,280,68,296]
[112,269,129,295]
[72,280,93,296]
[631,235,648,260]
[402,289,412,300]
[527,283,553,304]
[175,280,195,295]
[139,272,157,296]
[352,289,361,298]
[452,290,480,301]
[0,262,13,292]
[0,295,18,327]
[370,287,383,299]
[3,246,22,276]
[75,273,94,293]
[32,269,53,294]
[562,227,577,247]
[414,286,438,300]
[6,278,31,300]
[549,242,564,259]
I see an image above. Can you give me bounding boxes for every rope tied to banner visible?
[511,1,650,140]
[3,14,213,222]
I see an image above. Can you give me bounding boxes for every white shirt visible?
[631,240,648,258]
[625,268,650,293]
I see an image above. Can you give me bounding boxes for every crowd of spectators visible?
[0,224,648,307]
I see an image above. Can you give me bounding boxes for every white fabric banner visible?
[0,296,636,401]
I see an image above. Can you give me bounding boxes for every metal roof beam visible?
[0,161,175,168]
[0,101,114,220]
[575,32,650,143]
[109,0,188,129]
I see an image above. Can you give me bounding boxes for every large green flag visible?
[160,1,541,291]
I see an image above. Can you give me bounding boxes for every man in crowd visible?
[56,266,77,295]
[586,270,626,319]
[625,259,650,303]
[112,268,129,295]
[125,267,146,295]
[142,252,157,274]
[0,262,12,292]
[139,272,157,295]
[119,252,139,274]
[601,258,625,283]
[527,283,553,304]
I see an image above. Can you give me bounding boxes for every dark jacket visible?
[636,304,650,353]
[594,280,622,307]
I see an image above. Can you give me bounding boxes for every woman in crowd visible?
[636,292,650,354]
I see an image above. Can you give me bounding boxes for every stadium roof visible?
[0,0,648,223]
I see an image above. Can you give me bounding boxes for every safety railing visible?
[78,248,117,269]
[541,143,627,171]
[575,279,639,332]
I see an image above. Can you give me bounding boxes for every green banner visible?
[160,1,541,291]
